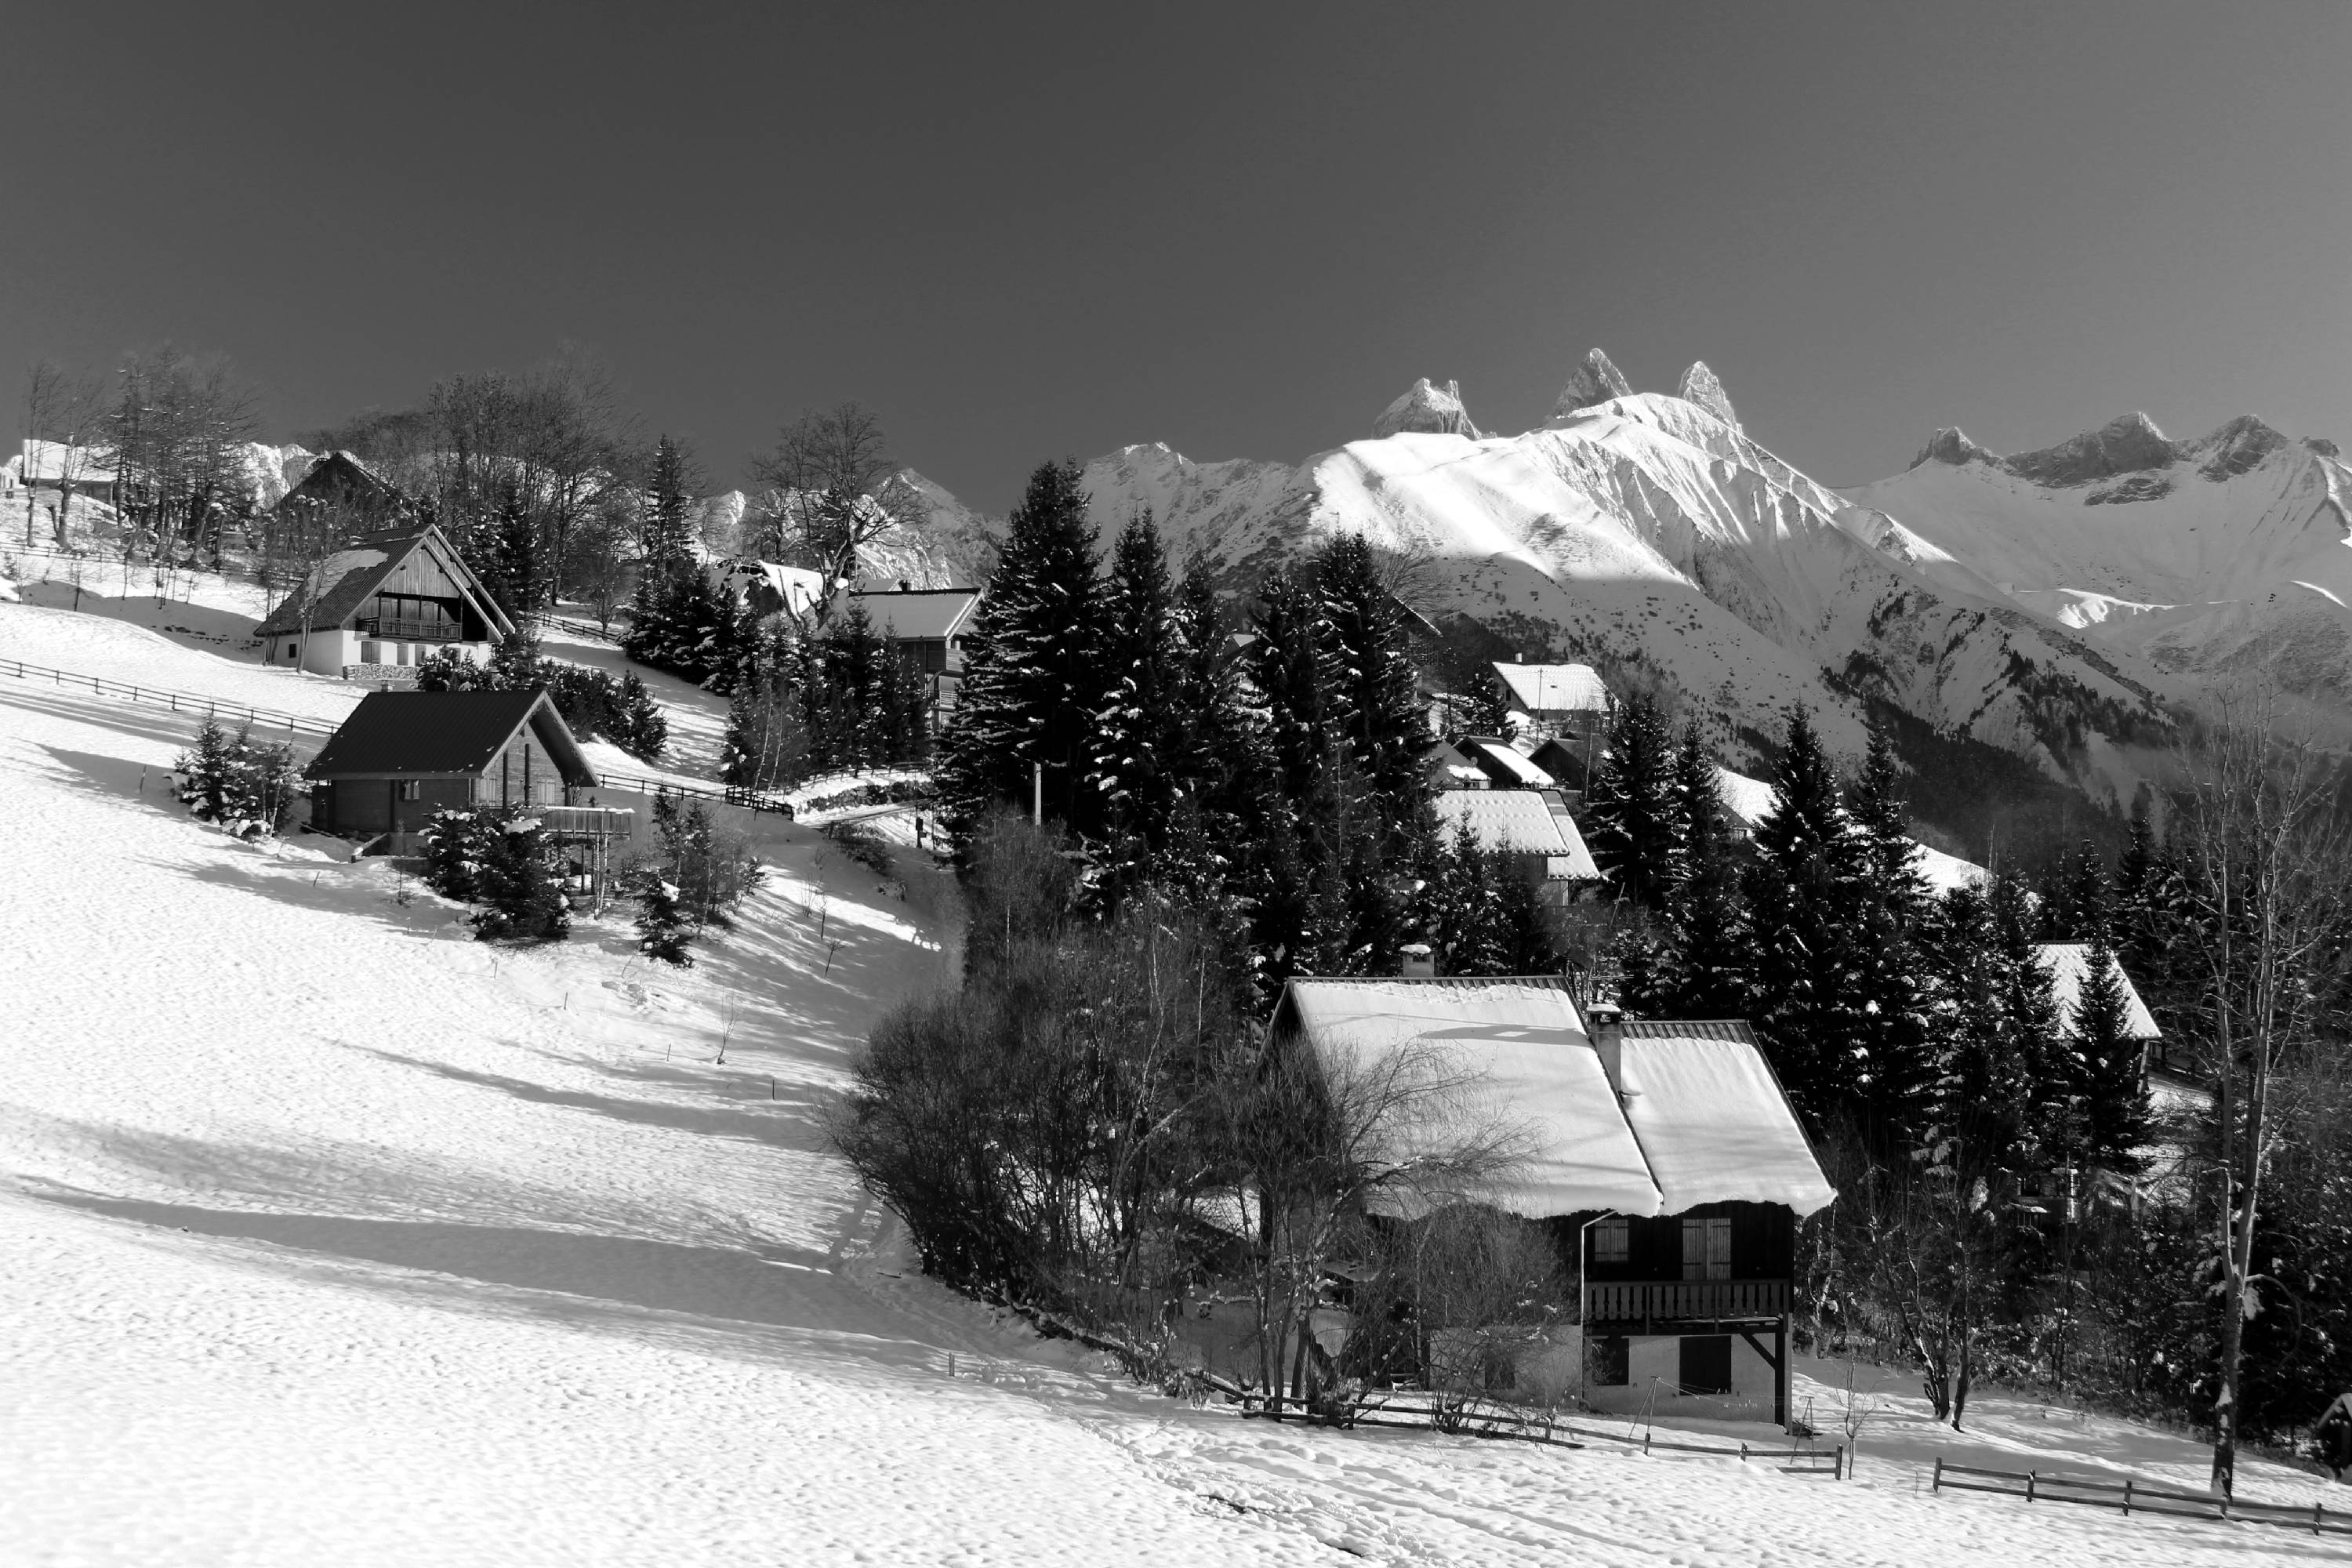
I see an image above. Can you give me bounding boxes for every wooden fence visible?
[1933,1457,2350,1541]
[0,655,340,738]
[1240,1388,1844,1476]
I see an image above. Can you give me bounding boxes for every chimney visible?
[1398,942,1436,978]
[1585,1000,1625,1094]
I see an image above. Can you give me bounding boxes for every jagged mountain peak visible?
[1916,426,1995,467]
[1552,347,1633,418]
[1674,361,1740,432]
[1911,412,2304,489]
[1373,377,1482,441]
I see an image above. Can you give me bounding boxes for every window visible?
[399,781,421,801]
[285,643,298,659]
[1681,1217,1732,1280]
[1592,1217,1630,1265]
[1588,1335,1629,1387]
[1679,1334,1733,1395]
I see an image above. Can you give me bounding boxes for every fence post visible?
[2025,1472,2036,1504]
[1835,1444,1845,1481]
[1932,1456,1944,1494]
[2122,1478,2131,1515]
[2318,1501,2325,1537]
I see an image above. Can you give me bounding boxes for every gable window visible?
[1592,1217,1630,1265]
[1681,1217,1732,1280]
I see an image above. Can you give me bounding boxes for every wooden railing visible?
[1933,1457,2349,1538]
[1582,1279,1790,1327]
[0,655,340,738]
[535,805,635,838]
[360,616,465,643]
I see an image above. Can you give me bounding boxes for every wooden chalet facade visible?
[303,691,631,866]
[256,521,514,681]
[1268,980,1835,1427]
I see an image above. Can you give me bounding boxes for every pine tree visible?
[1644,720,1748,1018]
[644,435,697,579]
[1313,534,1430,820]
[471,814,570,942]
[1312,536,1436,972]
[2070,935,2149,1173]
[632,870,695,967]
[488,626,543,689]
[935,459,1104,842]
[1087,510,1188,905]
[1741,707,1870,1125]
[1842,723,1936,1135]
[615,671,668,762]
[1240,573,1347,995]
[1586,693,1677,909]
[1428,822,1508,976]
[420,808,488,902]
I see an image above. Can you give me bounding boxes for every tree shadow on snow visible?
[354,1047,831,1152]
[25,1184,955,1371]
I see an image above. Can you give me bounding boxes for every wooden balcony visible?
[361,616,465,643]
[534,805,634,839]
[1581,1278,1790,1330]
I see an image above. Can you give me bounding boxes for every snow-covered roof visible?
[1270,978,1836,1219]
[1491,662,1608,714]
[18,439,113,485]
[2037,942,2161,1040]
[1913,840,1990,893]
[1434,789,1603,880]
[1620,1022,1837,1215]
[1459,737,1553,788]
[1273,978,1661,1218]
[1714,765,1777,829]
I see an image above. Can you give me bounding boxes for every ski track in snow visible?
[0,598,2327,1565]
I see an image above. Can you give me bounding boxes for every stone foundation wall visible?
[341,663,419,688]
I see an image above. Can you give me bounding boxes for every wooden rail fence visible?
[0,655,340,737]
[1933,1457,2350,1541]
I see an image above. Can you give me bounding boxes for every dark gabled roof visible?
[303,690,597,786]
[848,587,981,641]
[255,523,514,641]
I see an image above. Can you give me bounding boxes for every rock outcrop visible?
[2004,412,2174,487]
[1917,427,1995,467]
[1552,348,1633,418]
[1674,361,1740,432]
[1914,412,2293,488]
[1373,377,1482,440]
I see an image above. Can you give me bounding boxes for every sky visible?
[3,2,2349,513]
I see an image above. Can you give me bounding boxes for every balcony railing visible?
[361,617,465,643]
[533,805,634,839]
[1581,1278,1790,1327]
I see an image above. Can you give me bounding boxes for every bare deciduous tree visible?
[21,359,106,549]
[747,403,921,630]
[2164,688,2352,1497]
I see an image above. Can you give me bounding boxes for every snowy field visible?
[0,594,2331,1566]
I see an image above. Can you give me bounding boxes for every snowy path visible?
[0,599,2326,1565]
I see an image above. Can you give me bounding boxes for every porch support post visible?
[1776,1312,1790,1429]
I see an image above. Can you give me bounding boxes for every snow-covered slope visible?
[1065,368,2168,782]
[0,596,2326,1564]
[1842,413,2352,729]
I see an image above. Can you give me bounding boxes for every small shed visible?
[303,690,629,861]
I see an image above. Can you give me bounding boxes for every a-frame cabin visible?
[256,521,514,681]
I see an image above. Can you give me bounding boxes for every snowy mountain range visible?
[876,350,2313,804]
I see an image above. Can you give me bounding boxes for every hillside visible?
[0,572,2331,1566]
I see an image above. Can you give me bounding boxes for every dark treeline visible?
[935,458,1559,1007]
[1588,687,2352,1486]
